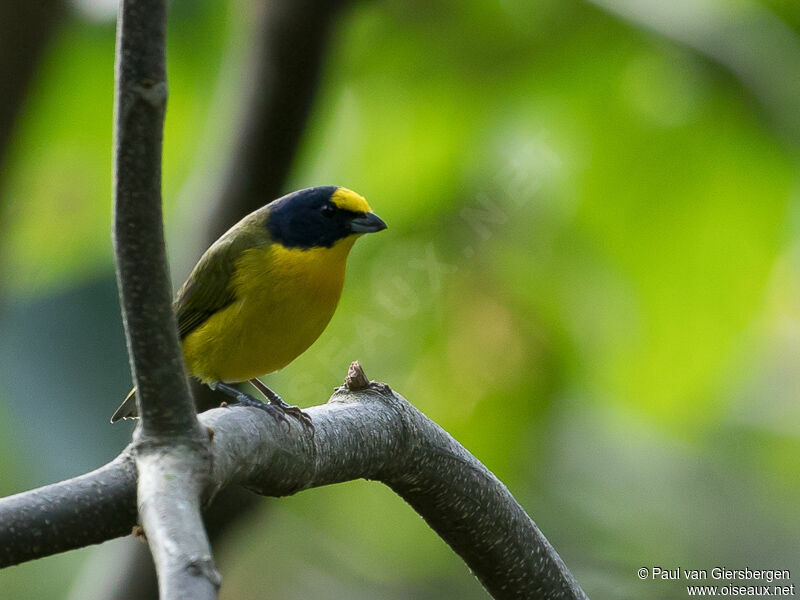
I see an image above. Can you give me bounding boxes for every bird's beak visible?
[350,212,388,234]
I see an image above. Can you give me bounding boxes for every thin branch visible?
[135,442,220,598]
[0,366,589,600]
[142,0,351,592]
[113,0,217,597]
[103,0,353,596]
[113,0,195,437]
[0,455,137,566]
[88,485,257,600]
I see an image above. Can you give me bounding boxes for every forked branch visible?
[113,0,217,597]
[0,364,588,600]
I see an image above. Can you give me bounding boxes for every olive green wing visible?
[115,245,241,419]
[174,208,271,339]
[174,243,238,339]
[175,232,250,339]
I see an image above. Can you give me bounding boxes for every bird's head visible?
[266,186,387,249]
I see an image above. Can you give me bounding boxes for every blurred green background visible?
[1,0,799,598]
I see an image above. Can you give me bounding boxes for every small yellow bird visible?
[111,186,386,425]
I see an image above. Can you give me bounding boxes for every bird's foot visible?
[268,395,314,430]
[215,385,289,428]
[250,379,314,431]
[213,382,312,431]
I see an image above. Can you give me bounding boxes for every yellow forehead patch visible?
[331,187,372,214]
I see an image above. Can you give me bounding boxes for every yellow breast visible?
[181,237,356,383]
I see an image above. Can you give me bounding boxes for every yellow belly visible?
[181,238,355,383]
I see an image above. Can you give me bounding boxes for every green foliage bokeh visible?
[0,0,798,598]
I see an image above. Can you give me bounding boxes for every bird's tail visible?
[110,387,139,423]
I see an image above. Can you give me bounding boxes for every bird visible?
[111,185,387,426]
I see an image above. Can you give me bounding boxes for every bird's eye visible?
[320,204,335,218]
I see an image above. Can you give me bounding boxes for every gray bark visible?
[111,0,354,592]
[0,366,589,600]
[113,0,218,597]
[11,0,592,596]
[113,0,196,436]
[0,455,137,565]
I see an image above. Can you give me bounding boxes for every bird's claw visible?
[267,395,313,431]
[250,380,314,431]
[229,391,312,432]
[215,382,312,432]
[275,403,314,431]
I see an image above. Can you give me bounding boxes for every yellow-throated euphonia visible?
[111,186,386,424]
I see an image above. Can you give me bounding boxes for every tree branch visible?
[0,366,589,600]
[113,0,194,436]
[104,0,355,596]
[113,0,217,597]
[134,0,351,590]
[0,454,137,566]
